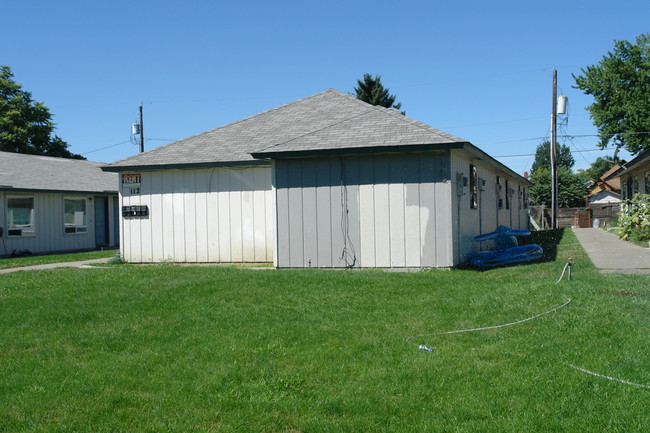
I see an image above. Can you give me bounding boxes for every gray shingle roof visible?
[0,151,118,193]
[103,89,468,171]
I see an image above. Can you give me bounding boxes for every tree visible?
[353,73,403,111]
[583,157,616,184]
[0,65,83,159]
[530,140,575,173]
[573,33,650,156]
[529,167,590,208]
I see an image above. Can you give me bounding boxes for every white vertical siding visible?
[195,169,209,262]
[450,151,481,264]
[274,152,454,268]
[450,151,530,264]
[1,191,100,255]
[388,157,406,267]
[119,166,274,263]
[373,178,391,267]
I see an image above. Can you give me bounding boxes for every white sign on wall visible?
[122,173,141,194]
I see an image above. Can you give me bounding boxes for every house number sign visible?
[122,173,141,194]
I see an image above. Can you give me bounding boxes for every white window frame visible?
[7,196,36,237]
[63,197,88,234]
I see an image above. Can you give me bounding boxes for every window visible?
[632,177,639,196]
[469,164,478,209]
[496,176,503,209]
[7,196,35,236]
[64,197,87,234]
[523,188,528,209]
[645,171,650,194]
[505,180,510,210]
[625,178,633,200]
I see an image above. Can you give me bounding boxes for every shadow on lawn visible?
[462,228,565,271]
[522,228,564,263]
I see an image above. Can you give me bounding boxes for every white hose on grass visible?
[561,362,650,389]
[406,298,649,390]
[405,298,572,345]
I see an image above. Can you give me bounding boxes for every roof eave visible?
[252,142,531,186]
[460,143,533,186]
[0,187,118,195]
[604,150,650,181]
[251,142,467,160]
[102,159,271,173]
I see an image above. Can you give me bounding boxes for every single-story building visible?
[606,149,650,200]
[0,151,119,256]
[103,89,531,268]
[586,163,622,205]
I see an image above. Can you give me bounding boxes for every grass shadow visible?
[520,228,564,263]
[461,228,565,271]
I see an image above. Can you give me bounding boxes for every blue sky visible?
[4,0,648,174]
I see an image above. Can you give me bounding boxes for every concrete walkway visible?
[572,228,650,274]
[0,258,111,274]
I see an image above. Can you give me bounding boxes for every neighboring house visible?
[586,163,622,205]
[0,151,119,256]
[103,89,531,268]
[605,149,650,201]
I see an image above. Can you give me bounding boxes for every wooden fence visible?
[529,203,620,229]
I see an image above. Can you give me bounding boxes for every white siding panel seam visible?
[314,182,320,264]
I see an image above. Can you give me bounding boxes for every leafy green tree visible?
[354,73,403,111]
[573,33,650,156]
[0,65,83,159]
[530,141,575,173]
[529,167,590,208]
[583,157,616,184]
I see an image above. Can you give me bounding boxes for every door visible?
[94,196,109,247]
[113,196,120,246]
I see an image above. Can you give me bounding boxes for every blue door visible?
[113,196,120,246]
[95,196,109,247]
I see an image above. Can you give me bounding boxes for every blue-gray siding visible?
[273,152,454,268]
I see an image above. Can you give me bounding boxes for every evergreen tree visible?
[530,141,575,173]
[0,65,83,159]
[353,74,403,112]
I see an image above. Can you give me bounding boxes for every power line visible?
[494,148,603,158]
[81,140,131,156]
[81,137,175,156]
[478,131,650,146]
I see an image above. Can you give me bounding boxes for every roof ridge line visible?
[329,93,467,142]
[254,92,466,153]
[255,109,375,153]
[0,150,104,165]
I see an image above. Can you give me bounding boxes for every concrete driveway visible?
[572,228,650,274]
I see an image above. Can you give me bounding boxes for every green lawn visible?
[1,230,649,432]
[0,249,116,270]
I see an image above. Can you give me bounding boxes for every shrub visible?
[618,193,650,244]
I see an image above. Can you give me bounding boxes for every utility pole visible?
[550,68,558,229]
[139,104,144,153]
